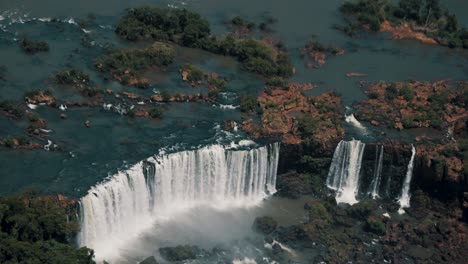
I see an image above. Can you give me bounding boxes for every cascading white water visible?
[326,140,366,205]
[78,143,280,260]
[398,145,416,214]
[369,145,384,199]
[345,113,366,131]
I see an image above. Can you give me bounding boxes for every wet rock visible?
[85,120,91,127]
[252,216,277,234]
[223,120,237,131]
[139,256,158,264]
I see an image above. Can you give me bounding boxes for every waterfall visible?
[397,145,416,214]
[345,113,366,131]
[326,140,366,205]
[369,145,384,199]
[78,143,280,260]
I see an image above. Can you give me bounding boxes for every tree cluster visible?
[0,191,95,263]
[340,0,468,48]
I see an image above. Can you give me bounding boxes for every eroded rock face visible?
[25,91,56,106]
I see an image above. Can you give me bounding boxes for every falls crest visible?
[326,140,366,205]
[78,143,280,260]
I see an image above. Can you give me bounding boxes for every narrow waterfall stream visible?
[369,145,384,199]
[398,145,416,214]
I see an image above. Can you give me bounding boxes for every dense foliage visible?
[340,0,468,48]
[19,38,50,54]
[96,42,175,84]
[0,191,95,263]
[115,7,294,77]
[116,7,210,47]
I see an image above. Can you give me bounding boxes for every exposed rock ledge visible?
[380,21,438,45]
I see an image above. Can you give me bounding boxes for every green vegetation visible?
[180,64,205,83]
[384,83,398,101]
[207,76,227,90]
[0,191,95,263]
[159,245,198,262]
[96,42,175,84]
[364,216,386,235]
[266,77,289,88]
[116,7,210,47]
[54,69,91,86]
[308,201,332,223]
[239,95,258,113]
[340,0,468,48]
[400,83,414,101]
[24,89,53,99]
[115,7,293,77]
[0,99,23,119]
[20,38,50,54]
[304,40,343,55]
[148,108,163,119]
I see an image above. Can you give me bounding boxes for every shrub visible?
[231,16,245,26]
[96,42,175,81]
[239,95,258,113]
[181,64,205,83]
[149,108,163,119]
[20,38,49,54]
[54,69,90,85]
[0,100,23,119]
[160,90,171,102]
[266,77,287,88]
[385,83,398,101]
[400,84,414,101]
[364,216,386,235]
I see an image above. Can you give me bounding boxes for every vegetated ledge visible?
[339,0,468,49]
[241,82,344,151]
[300,40,345,69]
[354,80,467,133]
[114,6,294,78]
[95,42,175,86]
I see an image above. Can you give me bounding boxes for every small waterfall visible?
[398,145,416,214]
[345,113,366,131]
[326,140,366,205]
[78,143,280,260]
[369,145,384,199]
